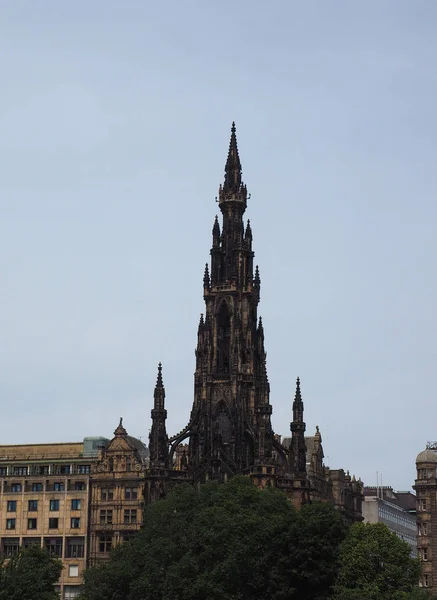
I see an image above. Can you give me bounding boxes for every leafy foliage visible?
[80,476,346,600]
[334,522,421,600]
[0,545,63,600]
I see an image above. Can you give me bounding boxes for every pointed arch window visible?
[216,404,232,444]
[217,302,231,374]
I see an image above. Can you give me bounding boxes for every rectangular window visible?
[419,498,427,511]
[423,523,428,535]
[71,499,81,510]
[28,518,37,530]
[99,534,112,554]
[11,483,21,493]
[125,487,138,500]
[50,499,60,511]
[6,518,16,530]
[45,537,63,557]
[49,518,59,529]
[54,482,64,492]
[32,482,43,492]
[28,500,38,512]
[7,500,16,512]
[69,565,79,577]
[0,467,7,476]
[64,585,81,599]
[100,509,113,525]
[66,537,85,558]
[2,538,19,556]
[36,465,49,475]
[74,481,86,491]
[424,574,429,587]
[423,548,428,561]
[71,517,80,529]
[13,466,28,476]
[77,465,90,474]
[101,488,114,501]
[124,509,137,524]
[58,465,71,475]
[23,537,41,548]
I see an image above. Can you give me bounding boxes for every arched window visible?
[217,302,231,374]
[216,404,232,444]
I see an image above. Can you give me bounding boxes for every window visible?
[7,500,16,512]
[423,523,428,535]
[66,537,85,558]
[71,499,81,510]
[69,565,79,577]
[74,481,85,491]
[124,509,137,524]
[45,537,63,557]
[101,488,114,501]
[77,465,90,474]
[108,458,114,472]
[56,464,71,475]
[13,466,28,476]
[23,537,41,548]
[100,510,113,525]
[6,518,16,530]
[50,499,60,511]
[11,483,21,493]
[0,467,7,476]
[2,538,19,556]
[126,459,132,471]
[28,518,37,529]
[32,482,43,492]
[99,534,112,553]
[28,500,38,512]
[423,548,428,561]
[49,518,59,529]
[424,574,429,588]
[71,517,80,529]
[36,465,49,475]
[64,585,81,599]
[122,533,135,543]
[54,482,64,492]
[125,487,138,500]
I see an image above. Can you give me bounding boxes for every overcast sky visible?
[1,1,436,492]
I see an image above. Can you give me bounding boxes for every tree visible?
[0,545,63,600]
[334,522,421,600]
[80,476,347,600]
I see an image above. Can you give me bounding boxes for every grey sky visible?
[1,1,436,492]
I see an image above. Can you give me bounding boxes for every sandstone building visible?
[414,445,437,590]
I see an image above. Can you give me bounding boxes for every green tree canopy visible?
[0,545,63,600]
[334,522,421,600]
[80,476,346,600]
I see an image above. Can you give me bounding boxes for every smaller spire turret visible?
[218,122,248,205]
[212,215,220,247]
[203,263,210,290]
[244,219,252,241]
[254,265,260,288]
[290,377,306,475]
[149,362,169,468]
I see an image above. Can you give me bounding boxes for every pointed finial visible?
[199,313,204,327]
[245,219,252,240]
[254,265,260,287]
[316,425,319,433]
[219,122,247,204]
[114,417,127,437]
[156,362,163,387]
[294,377,302,402]
[203,263,210,288]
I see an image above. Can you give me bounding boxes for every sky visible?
[1,0,436,492]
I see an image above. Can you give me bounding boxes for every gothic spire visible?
[254,265,260,288]
[114,417,127,437]
[212,215,220,247]
[290,377,306,474]
[218,122,247,205]
[149,362,169,468]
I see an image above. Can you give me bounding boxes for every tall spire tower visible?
[186,122,273,481]
[149,363,169,468]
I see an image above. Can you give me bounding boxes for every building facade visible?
[362,486,417,556]
[414,446,437,590]
[145,123,363,520]
[0,441,95,599]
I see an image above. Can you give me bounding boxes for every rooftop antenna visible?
[376,471,379,499]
